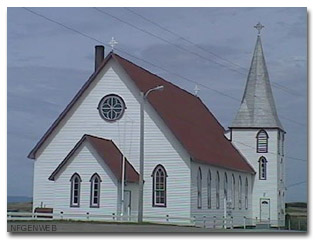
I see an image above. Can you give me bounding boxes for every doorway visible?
[123,190,131,217]
[260,198,270,221]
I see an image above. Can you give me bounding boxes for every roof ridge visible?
[112,53,201,100]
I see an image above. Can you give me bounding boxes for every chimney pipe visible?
[95,45,105,71]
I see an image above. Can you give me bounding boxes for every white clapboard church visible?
[28,25,286,227]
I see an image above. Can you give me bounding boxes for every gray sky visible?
[7,7,307,202]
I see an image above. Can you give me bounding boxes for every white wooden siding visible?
[231,128,285,225]
[53,141,118,216]
[190,161,253,227]
[33,59,191,220]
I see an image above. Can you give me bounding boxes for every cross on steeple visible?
[254,22,264,35]
[109,37,118,51]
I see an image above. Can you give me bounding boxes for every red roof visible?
[29,52,254,174]
[49,134,139,182]
[113,54,254,173]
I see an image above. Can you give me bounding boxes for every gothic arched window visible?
[257,130,268,153]
[90,173,102,208]
[216,171,220,209]
[197,167,202,209]
[70,173,82,207]
[207,170,211,209]
[152,165,167,207]
[238,176,242,209]
[245,177,249,209]
[224,172,228,200]
[259,157,268,180]
[232,174,236,209]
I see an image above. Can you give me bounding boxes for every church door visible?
[123,190,131,217]
[260,198,270,221]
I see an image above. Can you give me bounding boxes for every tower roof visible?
[231,34,284,130]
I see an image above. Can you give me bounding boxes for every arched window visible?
[257,130,268,153]
[216,171,220,209]
[224,172,228,200]
[238,176,242,209]
[90,173,102,208]
[232,174,236,209]
[207,170,211,209]
[259,157,268,180]
[197,167,202,209]
[152,165,167,207]
[70,173,81,207]
[245,177,249,209]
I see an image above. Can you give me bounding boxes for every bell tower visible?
[229,23,285,226]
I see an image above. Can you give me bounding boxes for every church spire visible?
[231,24,284,130]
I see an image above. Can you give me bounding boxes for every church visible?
[28,24,286,228]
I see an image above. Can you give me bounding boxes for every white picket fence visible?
[7,212,195,226]
[7,212,285,229]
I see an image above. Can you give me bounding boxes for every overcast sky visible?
[7,7,307,202]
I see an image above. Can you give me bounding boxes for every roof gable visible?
[48,134,139,182]
[29,52,254,174]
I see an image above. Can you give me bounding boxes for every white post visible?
[138,93,145,223]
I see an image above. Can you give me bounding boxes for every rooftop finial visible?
[254,22,264,35]
[109,37,118,51]
[194,85,200,96]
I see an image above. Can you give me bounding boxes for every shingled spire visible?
[231,25,283,130]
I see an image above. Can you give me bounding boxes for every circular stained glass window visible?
[98,94,125,121]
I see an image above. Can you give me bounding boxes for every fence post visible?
[255,217,258,225]
[203,215,206,228]
[192,216,196,226]
[243,216,246,229]
[112,213,116,221]
[60,211,63,220]
[288,217,291,230]
[231,216,234,229]
[86,212,90,220]
[298,218,301,231]
[166,214,169,223]
[278,217,280,230]
[268,218,271,228]
[213,216,216,229]
[223,216,225,229]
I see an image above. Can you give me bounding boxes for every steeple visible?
[231,24,283,130]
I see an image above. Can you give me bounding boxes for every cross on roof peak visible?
[254,22,264,35]
[194,85,200,96]
[109,37,118,51]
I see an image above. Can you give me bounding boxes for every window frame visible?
[224,172,228,201]
[90,173,102,208]
[259,157,268,180]
[152,165,168,207]
[216,171,220,209]
[98,94,126,122]
[245,177,249,210]
[256,129,269,153]
[197,167,202,209]
[238,176,242,210]
[70,173,82,208]
[232,174,236,209]
[207,170,211,209]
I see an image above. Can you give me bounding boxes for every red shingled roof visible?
[49,134,139,182]
[29,52,254,174]
[113,54,254,174]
